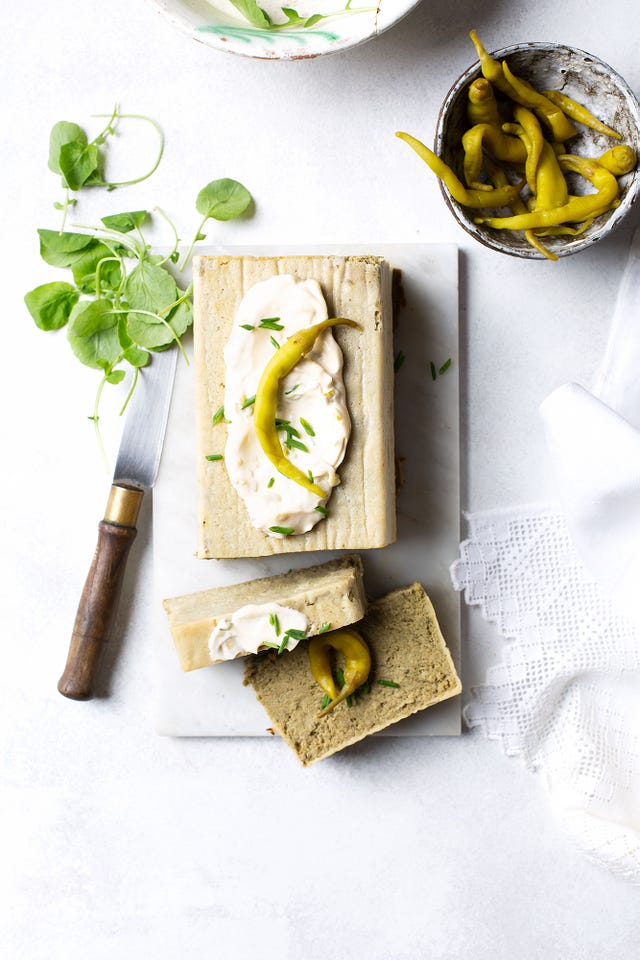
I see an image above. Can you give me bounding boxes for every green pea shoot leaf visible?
[195,178,253,222]
[24,281,79,331]
[67,299,121,369]
[59,140,100,191]
[48,122,87,175]
[101,211,149,233]
[228,0,271,27]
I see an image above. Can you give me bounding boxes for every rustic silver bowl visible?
[435,42,640,258]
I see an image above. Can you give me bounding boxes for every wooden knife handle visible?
[58,484,144,701]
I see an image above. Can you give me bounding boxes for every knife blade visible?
[58,346,178,700]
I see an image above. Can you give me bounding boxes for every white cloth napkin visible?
[451,231,640,883]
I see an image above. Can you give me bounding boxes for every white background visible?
[3,0,640,956]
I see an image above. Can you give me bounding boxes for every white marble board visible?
[153,244,460,736]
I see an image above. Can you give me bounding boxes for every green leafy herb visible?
[180,178,252,269]
[315,505,329,516]
[438,358,452,375]
[27,110,253,462]
[269,613,281,636]
[284,628,307,642]
[212,405,225,425]
[278,635,289,655]
[24,281,79,331]
[377,679,400,688]
[288,437,309,453]
[269,525,295,535]
[228,1,375,32]
[205,453,224,461]
[228,0,272,28]
[308,469,314,483]
[269,335,280,350]
[241,394,256,409]
[267,477,275,488]
[300,417,315,437]
[318,623,332,634]
[241,323,255,331]
[258,317,284,330]
[430,361,437,381]
[394,350,406,373]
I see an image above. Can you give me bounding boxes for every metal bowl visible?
[435,42,640,258]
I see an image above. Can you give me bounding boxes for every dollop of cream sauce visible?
[223,274,351,536]
[208,603,309,661]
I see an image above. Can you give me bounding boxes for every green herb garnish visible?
[262,641,280,650]
[240,323,254,331]
[269,612,281,636]
[439,358,452,375]
[270,335,280,350]
[318,623,332,634]
[278,635,289,654]
[394,350,406,373]
[241,394,256,409]
[269,525,295,535]
[378,679,400,688]
[205,453,224,461]
[288,437,309,453]
[320,693,332,711]
[212,405,225,425]
[308,470,314,483]
[284,628,307,642]
[315,505,329,516]
[285,384,299,395]
[267,477,275,488]
[300,417,315,437]
[258,317,284,330]
[430,361,437,381]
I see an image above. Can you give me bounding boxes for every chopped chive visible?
[308,470,314,483]
[278,635,289,655]
[438,358,452,375]
[288,437,309,453]
[430,361,437,381]
[300,417,315,437]
[335,667,345,690]
[240,323,254,331]
[315,505,329,517]
[320,693,332,711]
[262,641,279,650]
[241,394,256,409]
[205,453,223,461]
[269,525,295,535]
[284,628,307,641]
[258,317,284,330]
[212,405,225,425]
[394,350,406,373]
[378,679,400,688]
[269,613,280,636]
[267,477,275,489]
[285,384,299,395]
[318,623,332,634]
[346,694,353,707]
[270,335,280,350]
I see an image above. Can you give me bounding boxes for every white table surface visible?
[3,0,640,956]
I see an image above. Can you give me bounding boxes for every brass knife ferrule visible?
[104,484,144,527]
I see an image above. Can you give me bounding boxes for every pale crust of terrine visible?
[193,255,396,559]
[163,555,366,672]
[244,582,462,766]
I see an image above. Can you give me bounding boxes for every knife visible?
[58,346,178,700]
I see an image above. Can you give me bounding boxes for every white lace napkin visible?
[451,232,640,883]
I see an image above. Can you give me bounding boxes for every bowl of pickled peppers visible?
[397,34,640,260]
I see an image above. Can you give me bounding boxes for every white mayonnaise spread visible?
[208,603,309,661]
[223,274,351,536]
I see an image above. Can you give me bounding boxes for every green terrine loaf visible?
[244,582,461,765]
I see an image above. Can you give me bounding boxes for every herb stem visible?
[178,212,208,272]
[153,206,180,265]
[90,111,165,189]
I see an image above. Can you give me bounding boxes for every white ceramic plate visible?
[150,0,423,59]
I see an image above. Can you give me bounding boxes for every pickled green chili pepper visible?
[593,145,636,176]
[469,29,518,97]
[462,122,527,186]
[476,155,619,229]
[396,131,524,208]
[485,155,557,260]
[502,61,578,142]
[543,89,622,140]
[253,317,359,499]
[467,77,501,126]
[512,105,543,192]
[308,627,371,717]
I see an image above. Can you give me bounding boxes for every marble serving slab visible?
[153,244,460,737]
